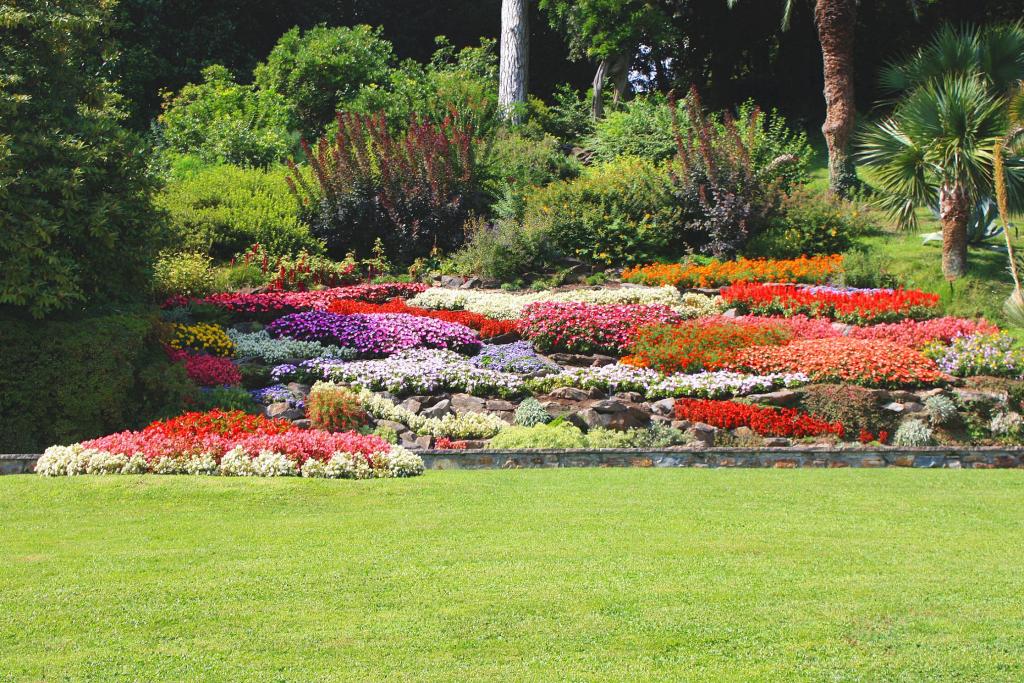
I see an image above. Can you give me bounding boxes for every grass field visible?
[2,470,1023,681]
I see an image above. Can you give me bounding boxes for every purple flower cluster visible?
[266,311,481,356]
[471,341,556,375]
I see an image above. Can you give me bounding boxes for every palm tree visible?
[858,23,1024,280]
[728,0,860,197]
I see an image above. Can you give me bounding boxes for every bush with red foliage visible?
[673,399,844,438]
[327,298,516,339]
[727,338,947,388]
[624,319,792,374]
[306,384,369,432]
[287,111,482,264]
[721,283,940,324]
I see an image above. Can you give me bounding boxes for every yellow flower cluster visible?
[169,323,235,357]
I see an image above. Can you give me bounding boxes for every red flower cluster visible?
[520,302,683,355]
[326,298,517,339]
[434,437,470,450]
[858,428,890,444]
[624,320,792,374]
[849,316,997,348]
[143,410,295,440]
[79,409,396,466]
[168,350,242,387]
[163,282,429,315]
[727,338,947,387]
[721,283,940,324]
[673,399,844,438]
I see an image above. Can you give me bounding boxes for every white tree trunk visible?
[498,0,529,122]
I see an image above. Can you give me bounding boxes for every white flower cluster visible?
[328,348,524,397]
[229,329,355,364]
[300,447,424,479]
[408,287,722,320]
[356,388,507,439]
[36,443,424,479]
[525,364,809,400]
[36,445,148,476]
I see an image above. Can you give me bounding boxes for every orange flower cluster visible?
[622,255,843,289]
[726,338,947,388]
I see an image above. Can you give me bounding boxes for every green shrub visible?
[157,65,294,167]
[800,384,888,435]
[520,156,682,267]
[347,38,500,139]
[893,419,934,447]
[925,395,958,426]
[538,84,593,143]
[748,189,876,259]
[513,398,553,427]
[196,386,259,413]
[254,25,395,138]
[0,313,193,452]
[449,217,557,281]
[1,0,167,318]
[588,96,677,163]
[153,252,216,299]
[839,247,901,289]
[488,421,588,449]
[730,100,813,191]
[485,131,579,216]
[157,164,320,259]
[586,425,691,448]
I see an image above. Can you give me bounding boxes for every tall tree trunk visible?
[814,0,858,197]
[592,58,610,119]
[498,0,529,123]
[591,53,631,119]
[939,183,970,280]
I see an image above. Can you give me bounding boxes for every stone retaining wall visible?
[418,447,1024,469]
[5,448,1024,475]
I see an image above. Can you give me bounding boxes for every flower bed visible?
[721,283,940,324]
[525,365,809,400]
[407,287,719,320]
[623,320,792,374]
[622,255,843,288]
[925,333,1024,378]
[520,302,683,355]
[327,349,523,397]
[266,311,481,356]
[166,282,429,315]
[727,338,946,387]
[169,323,235,357]
[229,330,356,364]
[326,298,517,339]
[36,409,423,478]
[673,399,844,438]
[850,317,998,348]
[168,350,242,387]
[471,341,554,374]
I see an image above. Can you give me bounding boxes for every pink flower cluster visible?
[168,350,241,387]
[849,316,997,349]
[520,302,683,355]
[82,427,389,466]
[163,282,428,314]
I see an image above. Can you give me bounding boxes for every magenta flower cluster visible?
[267,311,481,356]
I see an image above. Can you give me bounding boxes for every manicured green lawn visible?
[2,470,1023,682]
